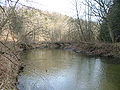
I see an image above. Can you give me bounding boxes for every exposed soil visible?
[0,42,22,90]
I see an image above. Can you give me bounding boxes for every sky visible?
[18,0,85,17]
[0,0,91,19]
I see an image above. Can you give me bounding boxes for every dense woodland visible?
[0,0,120,44]
[0,0,120,89]
[0,5,99,43]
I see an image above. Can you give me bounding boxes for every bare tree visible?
[73,0,86,41]
[85,0,114,42]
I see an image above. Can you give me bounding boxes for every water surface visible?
[18,49,120,90]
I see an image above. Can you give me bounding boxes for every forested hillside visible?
[0,7,99,44]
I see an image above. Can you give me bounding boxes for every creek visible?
[18,49,120,90]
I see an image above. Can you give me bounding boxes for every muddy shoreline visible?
[0,42,24,90]
[0,55,21,90]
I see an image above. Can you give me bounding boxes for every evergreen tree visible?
[99,0,120,42]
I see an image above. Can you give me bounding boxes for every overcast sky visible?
[0,0,103,20]
[18,0,85,17]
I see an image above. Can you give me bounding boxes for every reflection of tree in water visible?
[21,49,76,75]
[19,49,120,90]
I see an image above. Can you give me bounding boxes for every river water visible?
[18,49,120,90]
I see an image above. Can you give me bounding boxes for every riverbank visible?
[68,42,120,58]
[0,42,23,90]
[24,42,120,59]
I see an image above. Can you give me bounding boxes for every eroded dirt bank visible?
[0,42,23,90]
